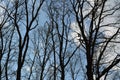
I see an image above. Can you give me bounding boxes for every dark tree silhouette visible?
[0,0,120,80]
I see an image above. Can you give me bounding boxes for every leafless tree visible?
[0,0,45,80]
[1,0,120,80]
[0,1,15,80]
[46,0,80,80]
[70,0,120,80]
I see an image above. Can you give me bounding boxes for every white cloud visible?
[69,22,81,45]
[100,27,117,38]
[25,66,31,72]
[0,1,5,23]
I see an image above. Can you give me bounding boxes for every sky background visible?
[1,0,120,80]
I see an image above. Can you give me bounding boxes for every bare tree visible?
[26,26,52,80]
[12,0,45,80]
[0,1,14,80]
[70,0,120,80]
[0,0,45,80]
[46,0,80,80]
[1,0,120,80]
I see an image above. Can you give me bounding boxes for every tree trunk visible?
[16,67,21,80]
[61,66,65,80]
[86,45,93,80]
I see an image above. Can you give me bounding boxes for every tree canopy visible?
[0,0,120,80]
